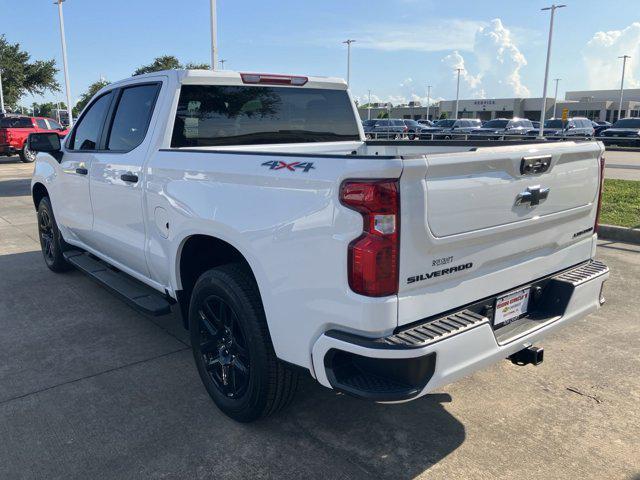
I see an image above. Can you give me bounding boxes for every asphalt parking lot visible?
[0,155,639,480]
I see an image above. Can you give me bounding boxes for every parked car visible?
[402,119,422,140]
[419,118,482,139]
[528,118,595,138]
[370,118,407,139]
[417,119,434,127]
[0,115,69,162]
[600,118,640,146]
[531,121,540,129]
[592,120,612,137]
[29,69,608,422]
[362,119,378,137]
[469,118,534,139]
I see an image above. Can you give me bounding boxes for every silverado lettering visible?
[407,262,474,284]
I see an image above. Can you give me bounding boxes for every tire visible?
[19,143,36,163]
[37,197,72,272]
[444,135,452,140]
[189,264,299,422]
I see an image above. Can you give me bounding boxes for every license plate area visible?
[494,287,531,328]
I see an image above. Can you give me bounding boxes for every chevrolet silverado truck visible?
[28,70,609,422]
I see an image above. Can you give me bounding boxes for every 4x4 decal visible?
[261,160,315,172]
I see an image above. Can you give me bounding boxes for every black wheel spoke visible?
[232,356,248,376]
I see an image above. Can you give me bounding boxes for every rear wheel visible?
[189,264,299,422]
[19,143,36,163]
[37,197,72,272]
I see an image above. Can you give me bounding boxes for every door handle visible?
[75,167,88,175]
[120,173,139,183]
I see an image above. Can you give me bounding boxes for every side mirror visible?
[28,132,63,161]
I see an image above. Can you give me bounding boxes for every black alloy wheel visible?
[38,207,55,263]
[195,295,250,399]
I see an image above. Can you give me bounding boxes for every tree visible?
[439,112,448,119]
[75,79,110,114]
[377,111,389,119]
[133,56,210,76]
[0,35,60,108]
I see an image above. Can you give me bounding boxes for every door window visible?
[36,119,48,129]
[106,84,160,152]
[47,119,63,130]
[68,92,114,150]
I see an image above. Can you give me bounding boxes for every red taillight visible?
[594,155,606,234]
[340,180,400,297]
[240,73,308,86]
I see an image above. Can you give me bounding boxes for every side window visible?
[47,119,62,130]
[106,84,160,151]
[69,92,113,150]
[36,119,48,129]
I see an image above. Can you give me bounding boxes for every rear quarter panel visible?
[144,149,403,370]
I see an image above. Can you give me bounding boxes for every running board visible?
[63,250,172,316]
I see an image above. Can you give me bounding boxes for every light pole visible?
[342,39,356,87]
[55,0,74,126]
[0,65,5,114]
[426,85,432,121]
[538,4,566,138]
[552,78,561,118]
[367,89,371,120]
[454,69,462,119]
[617,55,630,121]
[219,59,227,69]
[210,0,218,70]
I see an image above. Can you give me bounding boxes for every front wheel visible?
[189,264,299,422]
[19,143,36,163]
[37,197,72,272]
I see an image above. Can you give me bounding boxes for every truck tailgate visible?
[397,141,603,327]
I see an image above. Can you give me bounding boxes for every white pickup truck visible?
[29,70,609,422]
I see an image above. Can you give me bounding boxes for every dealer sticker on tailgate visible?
[494,288,530,327]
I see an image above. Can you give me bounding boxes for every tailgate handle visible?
[515,185,550,207]
[521,155,551,175]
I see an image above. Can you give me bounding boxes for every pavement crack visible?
[566,386,602,404]
[0,347,189,406]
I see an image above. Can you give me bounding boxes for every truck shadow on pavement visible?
[0,178,32,197]
[0,249,465,480]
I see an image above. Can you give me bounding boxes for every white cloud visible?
[342,19,486,52]
[438,19,530,98]
[583,22,640,89]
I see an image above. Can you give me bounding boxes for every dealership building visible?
[359,88,640,123]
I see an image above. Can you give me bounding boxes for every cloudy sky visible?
[3,0,640,106]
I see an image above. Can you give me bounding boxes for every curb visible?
[598,224,640,245]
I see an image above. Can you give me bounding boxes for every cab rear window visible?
[0,117,33,128]
[171,85,360,147]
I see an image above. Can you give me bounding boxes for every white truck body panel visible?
[31,69,608,402]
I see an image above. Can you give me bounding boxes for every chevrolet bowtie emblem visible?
[515,185,550,207]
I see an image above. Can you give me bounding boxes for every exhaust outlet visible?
[509,346,544,366]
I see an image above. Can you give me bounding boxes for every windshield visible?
[171,85,360,147]
[544,119,564,129]
[362,120,376,127]
[482,120,509,128]
[435,120,455,127]
[0,117,33,128]
[613,118,640,128]
[404,120,420,127]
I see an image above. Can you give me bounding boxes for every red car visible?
[0,115,69,163]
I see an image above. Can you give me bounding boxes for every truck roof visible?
[112,69,348,90]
